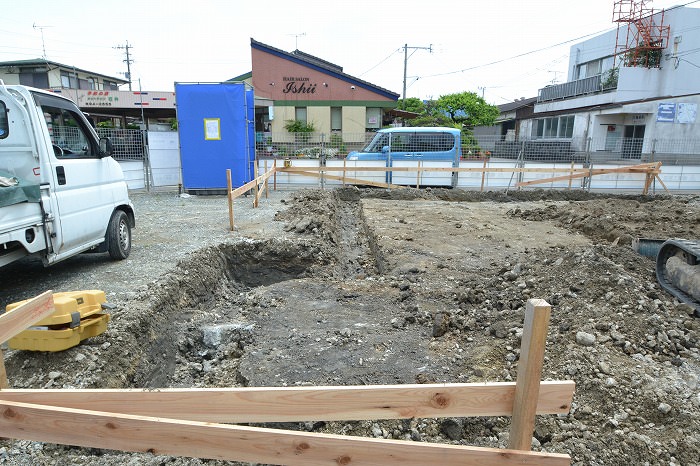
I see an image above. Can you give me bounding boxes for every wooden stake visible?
[509,299,552,451]
[480,158,487,192]
[654,173,670,193]
[568,161,574,190]
[226,169,234,232]
[253,161,259,208]
[643,171,654,195]
[264,160,269,199]
[0,400,571,466]
[273,159,277,191]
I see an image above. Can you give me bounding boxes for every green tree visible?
[408,113,455,127]
[434,91,499,128]
[397,97,425,114]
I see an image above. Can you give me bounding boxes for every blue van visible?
[346,127,461,185]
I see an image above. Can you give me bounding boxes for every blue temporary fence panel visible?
[175,83,255,191]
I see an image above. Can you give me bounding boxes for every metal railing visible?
[537,74,617,102]
[96,128,146,161]
[255,132,700,166]
[256,132,374,159]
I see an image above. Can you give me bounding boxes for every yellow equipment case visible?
[5,290,110,352]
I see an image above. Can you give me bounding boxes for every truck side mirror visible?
[99,137,114,157]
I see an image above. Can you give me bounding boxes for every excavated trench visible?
[127,191,388,389]
[126,238,332,388]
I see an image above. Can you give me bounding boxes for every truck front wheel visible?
[107,210,131,260]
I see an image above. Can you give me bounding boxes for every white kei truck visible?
[0,83,135,269]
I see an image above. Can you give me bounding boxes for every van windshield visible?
[363,133,390,153]
[362,131,456,153]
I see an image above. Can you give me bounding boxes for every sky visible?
[1,0,697,105]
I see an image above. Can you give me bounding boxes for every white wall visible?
[148,131,181,187]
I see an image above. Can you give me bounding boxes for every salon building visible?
[231,39,400,143]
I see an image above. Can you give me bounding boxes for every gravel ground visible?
[1,187,700,466]
[0,190,287,306]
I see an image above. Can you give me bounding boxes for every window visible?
[103,80,118,91]
[19,71,49,88]
[364,131,456,153]
[79,78,95,90]
[0,100,8,139]
[576,56,615,80]
[60,71,78,89]
[41,105,94,158]
[366,108,381,129]
[364,133,389,152]
[295,107,307,124]
[331,107,342,131]
[532,115,574,139]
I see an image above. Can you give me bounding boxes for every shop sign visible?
[657,103,676,122]
[84,91,119,107]
[282,77,317,94]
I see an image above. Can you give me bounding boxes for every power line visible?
[359,48,401,77]
[422,29,615,79]
[419,2,700,83]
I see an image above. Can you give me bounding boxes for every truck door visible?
[32,93,119,256]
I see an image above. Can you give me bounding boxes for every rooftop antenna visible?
[288,32,306,50]
[32,23,52,59]
[547,70,562,84]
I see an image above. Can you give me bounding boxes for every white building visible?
[527,4,700,161]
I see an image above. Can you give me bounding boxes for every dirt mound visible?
[2,188,700,465]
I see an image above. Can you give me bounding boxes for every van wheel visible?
[107,210,131,260]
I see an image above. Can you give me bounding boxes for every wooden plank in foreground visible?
[0,400,571,466]
[0,290,55,389]
[0,290,55,344]
[0,381,574,423]
[0,349,6,389]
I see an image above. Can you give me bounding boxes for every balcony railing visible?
[537,74,617,102]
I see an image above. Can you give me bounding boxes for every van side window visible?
[390,133,411,151]
[0,101,8,139]
[42,105,94,158]
[414,132,455,152]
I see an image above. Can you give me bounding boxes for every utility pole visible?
[114,41,133,91]
[402,43,432,109]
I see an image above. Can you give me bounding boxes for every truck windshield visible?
[0,100,8,139]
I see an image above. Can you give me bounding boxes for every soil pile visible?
[1,188,699,465]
